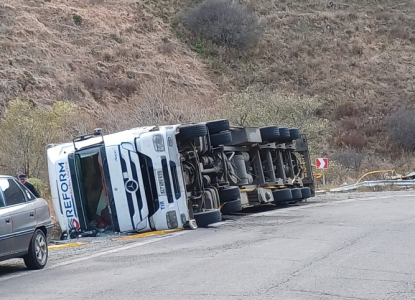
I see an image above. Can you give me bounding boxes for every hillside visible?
[1,0,415,181]
[0,0,219,128]
[148,0,415,173]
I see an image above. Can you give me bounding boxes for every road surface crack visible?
[265,230,373,294]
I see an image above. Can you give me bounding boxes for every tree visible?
[0,99,90,179]
[222,89,329,152]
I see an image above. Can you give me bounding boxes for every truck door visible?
[0,178,36,254]
[0,190,12,258]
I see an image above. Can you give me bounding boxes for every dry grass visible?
[1,0,415,170]
[0,0,219,115]
[96,78,219,133]
[154,0,415,156]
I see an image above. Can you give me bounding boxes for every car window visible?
[18,182,36,201]
[0,190,5,208]
[0,178,27,206]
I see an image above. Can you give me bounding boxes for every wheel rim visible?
[35,234,47,265]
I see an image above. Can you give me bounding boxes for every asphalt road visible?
[1,191,415,300]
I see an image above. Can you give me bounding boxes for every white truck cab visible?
[47,126,190,238]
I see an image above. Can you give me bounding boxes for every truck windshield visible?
[73,146,111,230]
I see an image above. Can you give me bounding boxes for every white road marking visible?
[0,231,187,283]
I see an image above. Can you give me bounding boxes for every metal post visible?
[264,149,276,182]
[322,173,326,186]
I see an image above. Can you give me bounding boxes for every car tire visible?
[289,128,301,140]
[277,127,291,142]
[23,229,48,270]
[220,199,243,214]
[178,124,207,140]
[219,186,241,202]
[206,119,230,134]
[210,131,232,147]
[260,126,280,142]
[290,188,303,200]
[272,188,292,204]
[300,187,311,199]
[194,209,222,227]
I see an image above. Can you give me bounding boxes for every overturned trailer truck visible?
[46,120,314,239]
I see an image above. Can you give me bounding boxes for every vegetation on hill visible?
[1,0,415,186]
[170,0,415,178]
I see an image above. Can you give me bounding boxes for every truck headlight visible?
[152,134,165,152]
[166,211,178,229]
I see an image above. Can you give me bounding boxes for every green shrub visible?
[27,177,50,198]
[386,109,415,150]
[183,0,262,49]
[331,149,363,173]
[73,14,83,26]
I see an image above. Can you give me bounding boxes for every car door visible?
[0,178,36,254]
[0,189,12,258]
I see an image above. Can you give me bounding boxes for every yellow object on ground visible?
[114,228,183,241]
[355,170,396,184]
[48,242,89,250]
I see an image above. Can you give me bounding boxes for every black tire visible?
[24,229,48,270]
[300,187,311,199]
[272,188,292,203]
[289,128,301,140]
[220,199,242,214]
[210,131,232,147]
[260,126,280,142]
[178,124,207,140]
[206,119,230,134]
[290,188,302,200]
[194,209,222,227]
[277,127,291,142]
[219,186,241,202]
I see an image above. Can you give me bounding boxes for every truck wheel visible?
[290,188,302,200]
[260,126,280,142]
[210,131,232,147]
[272,188,292,204]
[23,229,48,270]
[219,186,241,202]
[220,199,242,214]
[289,128,301,140]
[178,124,207,140]
[206,119,230,134]
[300,187,311,199]
[194,209,222,227]
[277,127,291,142]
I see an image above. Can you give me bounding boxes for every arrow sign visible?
[316,158,328,169]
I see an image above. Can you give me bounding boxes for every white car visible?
[0,175,54,269]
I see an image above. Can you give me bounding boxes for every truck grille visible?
[138,153,159,217]
[120,153,143,224]
[161,156,174,204]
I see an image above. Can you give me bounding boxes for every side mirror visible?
[94,128,103,136]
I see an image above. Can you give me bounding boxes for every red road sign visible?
[316,158,328,169]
